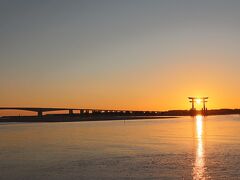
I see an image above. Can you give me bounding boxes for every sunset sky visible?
[1,0,240,114]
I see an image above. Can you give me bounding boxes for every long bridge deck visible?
[0,107,162,117]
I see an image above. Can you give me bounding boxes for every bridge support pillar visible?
[38,111,43,117]
[80,109,84,114]
[69,109,73,115]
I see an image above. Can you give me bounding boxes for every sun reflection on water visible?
[193,115,207,180]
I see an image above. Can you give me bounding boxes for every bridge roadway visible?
[0,107,162,117]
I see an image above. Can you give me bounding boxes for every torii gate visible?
[188,97,208,113]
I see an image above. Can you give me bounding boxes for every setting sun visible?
[196,99,202,105]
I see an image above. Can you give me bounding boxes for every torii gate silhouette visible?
[188,97,208,115]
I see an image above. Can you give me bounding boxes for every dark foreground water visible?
[0,115,240,180]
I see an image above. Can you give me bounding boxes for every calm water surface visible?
[0,115,240,179]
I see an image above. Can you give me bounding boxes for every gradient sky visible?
[1,0,240,113]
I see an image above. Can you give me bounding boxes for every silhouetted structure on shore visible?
[188,97,208,116]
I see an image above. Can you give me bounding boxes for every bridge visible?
[0,107,162,117]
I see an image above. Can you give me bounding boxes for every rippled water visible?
[0,115,240,179]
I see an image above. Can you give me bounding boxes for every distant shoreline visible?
[0,115,178,123]
[0,108,239,123]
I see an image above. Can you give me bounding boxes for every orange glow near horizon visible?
[0,95,237,116]
[0,90,239,116]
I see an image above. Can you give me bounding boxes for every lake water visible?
[0,115,240,179]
